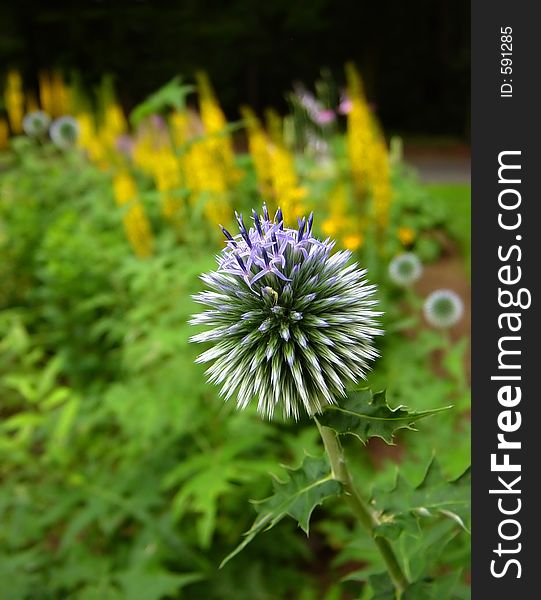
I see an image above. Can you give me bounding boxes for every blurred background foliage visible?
[0,4,470,599]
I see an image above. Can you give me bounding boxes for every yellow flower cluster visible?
[264,110,306,224]
[345,63,393,235]
[369,133,392,229]
[77,101,129,170]
[237,107,306,225]
[113,172,154,258]
[345,63,373,198]
[321,181,364,251]
[4,71,24,134]
[196,72,238,185]
[268,143,306,224]
[154,150,182,220]
[184,137,230,228]
[2,66,399,256]
[0,119,8,150]
[38,71,71,117]
[241,106,273,202]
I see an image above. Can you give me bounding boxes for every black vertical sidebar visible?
[472,1,539,596]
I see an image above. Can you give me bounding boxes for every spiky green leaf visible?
[220,455,341,567]
[369,571,466,600]
[372,459,471,540]
[318,388,450,445]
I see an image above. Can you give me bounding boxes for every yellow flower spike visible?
[170,110,190,148]
[0,118,9,149]
[154,149,183,219]
[369,134,392,230]
[203,195,231,230]
[113,172,138,207]
[39,72,53,115]
[50,72,71,116]
[4,70,24,134]
[125,203,155,258]
[196,72,238,185]
[112,172,154,257]
[345,63,373,198]
[105,103,127,137]
[26,92,39,113]
[76,113,95,148]
[268,141,304,224]
[179,120,230,226]
[323,181,349,236]
[345,63,393,237]
[264,108,284,146]
[241,106,273,202]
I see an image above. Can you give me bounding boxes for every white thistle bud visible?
[49,116,79,149]
[22,111,51,138]
[423,289,464,329]
[388,253,422,287]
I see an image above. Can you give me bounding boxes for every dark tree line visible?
[0,0,470,138]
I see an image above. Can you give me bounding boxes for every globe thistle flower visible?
[190,206,382,420]
[388,252,422,287]
[22,110,51,138]
[49,116,79,149]
[423,289,464,329]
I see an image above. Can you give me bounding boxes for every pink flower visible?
[315,109,336,125]
[337,98,353,115]
[116,134,134,156]
[150,114,166,130]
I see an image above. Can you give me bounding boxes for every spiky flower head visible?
[423,289,464,329]
[388,252,422,287]
[22,110,51,138]
[190,206,382,420]
[50,115,79,149]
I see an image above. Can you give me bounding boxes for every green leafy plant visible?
[190,207,470,598]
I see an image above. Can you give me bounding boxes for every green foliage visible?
[372,460,470,540]
[130,77,195,126]
[368,570,469,600]
[222,454,341,567]
[0,125,470,597]
[318,388,450,445]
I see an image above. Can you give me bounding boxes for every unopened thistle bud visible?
[423,289,464,329]
[22,111,51,138]
[388,253,422,287]
[50,115,79,149]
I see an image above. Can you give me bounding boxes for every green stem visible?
[404,286,422,313]
[315,419,409,596]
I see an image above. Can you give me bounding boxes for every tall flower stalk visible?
[315,420,409,593]
[189,206,420,594]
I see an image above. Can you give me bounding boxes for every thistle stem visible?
[315,419,409,596]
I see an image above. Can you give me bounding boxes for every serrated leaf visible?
[369,571,465,600]
[402,572,465,600]
[400,519,461,583]
[115,568,204,600]
[220,454,341,567]
[372,459,471,540]
[318,388,450,445]
[367,572,397,600]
